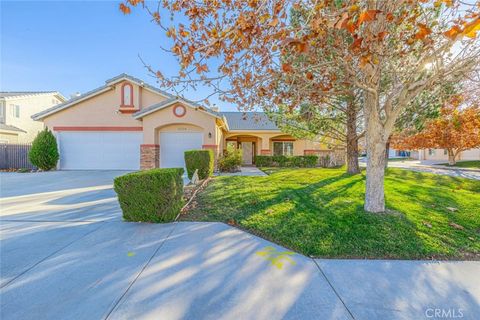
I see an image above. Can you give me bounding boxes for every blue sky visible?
[1,0,235,110]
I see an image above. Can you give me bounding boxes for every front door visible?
[241,142,253,165]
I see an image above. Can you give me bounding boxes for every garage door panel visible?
[59,132,141,170]
[160,132,203,168]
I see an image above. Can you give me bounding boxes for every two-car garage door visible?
[57,131,203,170]
[58,132,142,170]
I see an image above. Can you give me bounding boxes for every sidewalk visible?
[359,159,480,180]
[388,160,480,172]
[2,220,479,320]
[217,166,267,177]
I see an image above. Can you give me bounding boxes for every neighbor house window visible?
[10,104,20,118]
[273,141,294,156]
[428,149,435,156]
[0,102,5,123]
[121,83,133,107]
[444,149,448,155]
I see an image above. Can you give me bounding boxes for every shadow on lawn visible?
[187,168,480,259]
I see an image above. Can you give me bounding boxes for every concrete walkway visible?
[217,166,267,177]
[1,171,479,319]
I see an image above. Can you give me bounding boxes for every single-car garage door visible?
[58,132,142,170]
[160,132,203,168]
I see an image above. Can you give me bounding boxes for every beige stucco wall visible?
[43,82,168,129]
[141,103,219,147]
[3,94,63,143]
[0,132,19,143]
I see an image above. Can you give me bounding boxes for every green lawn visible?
[181,167,480,259]
[388,158,415,162]
[439,160,480,168]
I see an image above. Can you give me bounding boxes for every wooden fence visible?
[0,143,36,170]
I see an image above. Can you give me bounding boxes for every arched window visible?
[121,83,133,107]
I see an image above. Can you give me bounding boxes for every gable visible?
[32,74,172,121]
[41,81,168,128]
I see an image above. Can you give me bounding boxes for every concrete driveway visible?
[1,171,479,320]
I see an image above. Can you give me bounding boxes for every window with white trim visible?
[0,101,5,123]
[10,104,20,118]
[273,141,294,156]
[121,83,133,107]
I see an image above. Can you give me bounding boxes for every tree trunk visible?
[346,102,360,174]
[385,138,390,169]
[364,95,387,213]
[447,149,456,166]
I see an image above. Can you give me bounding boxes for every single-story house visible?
[32,74,342,170]
[418,148,480,162]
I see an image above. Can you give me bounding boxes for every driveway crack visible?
[312,258,356,320]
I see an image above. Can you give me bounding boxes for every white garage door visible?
[160,132,203,168]
[58,132,142,170]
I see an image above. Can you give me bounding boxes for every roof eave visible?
[227,129,281,132]
[105,74,174,99]
[31,86,112,121]
[133,98,222,120]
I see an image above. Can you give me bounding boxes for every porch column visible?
[260,137,271,155]
[140,144,159,169]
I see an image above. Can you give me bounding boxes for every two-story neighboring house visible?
[0,92,66,143]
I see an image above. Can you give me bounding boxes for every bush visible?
[218,147,242,172]
[184,149,214,179]
[29,128,59,170]
[114,168,184,223]
[255,155,318,168]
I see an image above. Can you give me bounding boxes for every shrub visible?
[29,128,59,170]
[218,147,242,172]
[184,149,214,179]
[114,168,184,223]
[255,155,318,168]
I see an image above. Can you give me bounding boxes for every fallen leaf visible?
[127,252,136,257]
[422,221,432,228]
[449,222,464,230]
[446,207,458,212]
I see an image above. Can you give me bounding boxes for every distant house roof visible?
[0,124,26,133]
[32,73,173,120]
[221,112,279,131]
[0,91,66,101]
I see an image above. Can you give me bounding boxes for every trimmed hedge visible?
[184,149,214,179]
[255,155,318,168]
[29,128,59,171]
[218,148,242,172]
[114,168,184,223]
